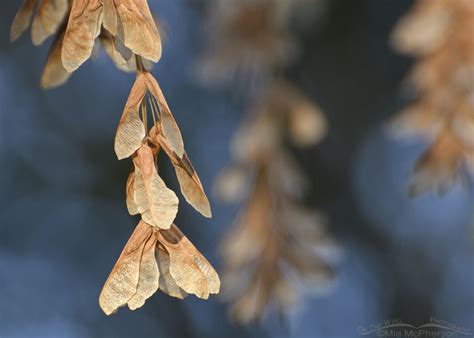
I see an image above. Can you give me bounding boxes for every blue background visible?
[0,0,472,337]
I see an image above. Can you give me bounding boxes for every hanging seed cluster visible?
[390,0,474,195]
[10,0,220,315]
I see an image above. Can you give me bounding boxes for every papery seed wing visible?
[127,232,159,310]
[409,129,466,196]
[145,73,185,158]
[101,33,135,72]
[115,111,146,160]
[391,1,452,55]
[10,0,37,42]
[31,0,69,46]
[451,102,474,149]
[99,221,152,315]
[229,277,262,324]
[40,30,72,89]
[62,0,104,72]
[213,165,250,203]
[220,174,271,269]
[126,169,139,215]
[283,247,334,286]
[114,75,147,160]
[164,147,211,218]
[102,0,118,36]
[157,225,220,299]
[388,103,443,139]
[133,145,179,230]
[153,129,211,217]
[124,73,147,110]
[156,245,187,299]
[288,98,327,147]
[114,0,162,62]
[174,162,212,218]
[273,277,298,313]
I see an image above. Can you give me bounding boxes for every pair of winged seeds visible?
[100,222,220,315]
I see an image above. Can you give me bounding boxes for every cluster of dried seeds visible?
[215,83,337,323]
[197,0,299,88]
[199,0,337,324]
[390,0,474,195]
[11,0,220,315]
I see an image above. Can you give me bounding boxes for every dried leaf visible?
[133,144,179,230]
[114,75,147,160]
[126,170,139,215]
[156,245,188,299]
[40,30,72,89]
[127,232,159,310]
[157,225,220,299]
[10,0,37,42]
[115,0,162,62]
[99,221,152,315]
[62,0,104,72]
[31,0,69,46]
[145,73,185,158]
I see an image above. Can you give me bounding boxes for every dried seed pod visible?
[10,0,69,45]
[61,0,104,72]
[62,0,161,72]
[10,0,37,42]
[145,73,185,158]
[127,233,160,310]
[148,119,212,218]
[157,134,211,218]
[132,144,179,230]
[114,75,147,160]
[125,169,139,215]
[99,221,153,315]
[156,245,188,299]
[31,0,69,46]
[157,225,220,299]
[100,222,219,315]
[114,0,162,63]
[40,29,71,89]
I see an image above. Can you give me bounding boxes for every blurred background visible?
[1,0,473,337]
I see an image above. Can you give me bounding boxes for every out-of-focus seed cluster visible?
[215,83,337,323]
[390,0,474,195]
[199,0,338,324]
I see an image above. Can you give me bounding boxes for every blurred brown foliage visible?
[390,0,474,196]
[199,0,338,324]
